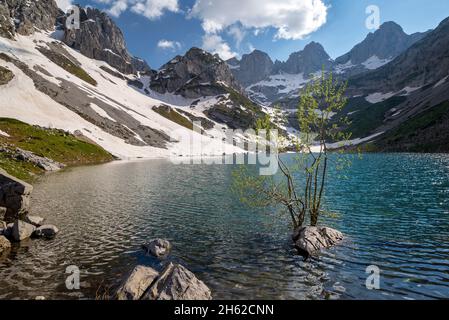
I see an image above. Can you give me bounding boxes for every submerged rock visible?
[116,266,159,300]
[141,263,212,300]
[33,225,59,239]
[0,235,11,255]
[0,207,6,221]
[0,221,6,235]
[11,220,36,242]
[142,239,172,258]
[293,226,344,258]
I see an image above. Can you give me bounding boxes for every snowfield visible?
[0,31,246,159]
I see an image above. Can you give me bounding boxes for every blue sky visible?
[60,0,449,68]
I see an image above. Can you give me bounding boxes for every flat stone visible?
[25,215,45,227]
[11,220,36,242]
[33,225,59,239]
[116,266,159,300]
[293,226,344,258]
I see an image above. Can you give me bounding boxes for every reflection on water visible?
[1,154,449,300]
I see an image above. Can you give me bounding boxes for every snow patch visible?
[365,92,395,104]
[362,55,392,70]
[0,129,10,137]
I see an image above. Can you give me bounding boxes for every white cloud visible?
[227,25,246,47]
[94,0,179,20]
[55,0,73,11]
[202,34,237,60]
[131,0,179,19]
[107,0,128,17]
[190,0,328,40]
[157,39,182,51]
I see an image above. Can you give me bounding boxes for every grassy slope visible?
[0,118,114,181]
[152,106,194,131]
[374,100,449,152]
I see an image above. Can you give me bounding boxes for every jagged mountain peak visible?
[62,5,150,74]
[335,20,427,66]
[228,49,274,87]
[150,46,242,98]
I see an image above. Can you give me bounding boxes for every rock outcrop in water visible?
[142,239,172,258]
[0,235,11,256]
[293,226,344,258]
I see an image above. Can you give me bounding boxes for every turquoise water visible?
[1,153,449,300]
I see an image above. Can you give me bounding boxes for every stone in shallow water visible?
[11,220,36,242]
[116,265,159,300]
[293,226,344,258]
[142,263,212,300]
[25,215,45,227]
[33,225,59,239]
[142,239,172,258]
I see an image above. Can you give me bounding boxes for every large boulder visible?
[11,220,36,242]
[116,266,159,300]
[0,235,11,255]
[33,225,59,239]
[0,168,33,222]
[142,239,172,258]
[15,148,65,172]
[293,226,344,258]
[142,263,212,300]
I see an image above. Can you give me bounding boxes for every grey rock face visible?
[0,235,11,255]
[116,265,159,300]
[275,42,332,75]
[336,22,428,66]
[349,17,449,94]
[11,220,36,242]
[150,47,242,98]
[63,7,149,75]
[142,263,212,300]
[15,148,65,171]
[229,50,273,87]
[0,168,33,222]
[292,226,344,258]
[142,239,172,258]
[0,0,61,38]
[33,225,59,239]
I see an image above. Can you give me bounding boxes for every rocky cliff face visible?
[150,47,243,98]
[63,7,150,75]
[0,0,61,39]
[228,50,274,87]
[335,22,429,75]
[274,42,332,75]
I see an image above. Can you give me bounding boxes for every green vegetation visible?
[152,105,195,131]
[222,86,264,116]
[0,118,113,181]
[233,71,352,230]
[377,101,449,152]
[338,96,407,139]
[37,47,97,86]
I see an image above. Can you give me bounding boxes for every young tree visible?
[232,71,351,231]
